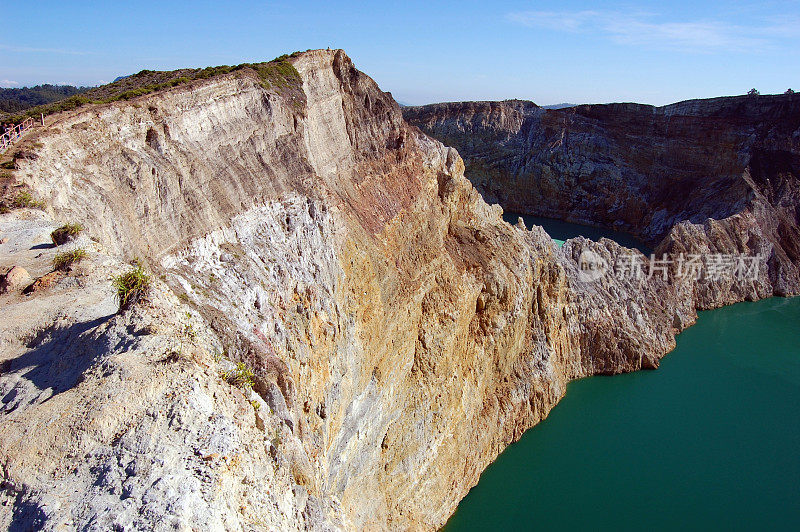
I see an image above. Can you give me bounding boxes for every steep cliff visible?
[404,97,800,301]
[0,51,791,531]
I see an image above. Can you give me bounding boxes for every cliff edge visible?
[0,52,795,530]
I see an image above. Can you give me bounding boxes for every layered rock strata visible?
[0,51,795,531]
[404,97,800,300]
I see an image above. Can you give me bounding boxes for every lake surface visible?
[502,212,651,254]
[445,217,800,531]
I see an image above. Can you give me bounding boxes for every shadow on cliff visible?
[28,243,56,250]
[1,314,115,406]
[7,498,47,532]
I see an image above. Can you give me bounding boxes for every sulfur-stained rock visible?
[22,270,65,294]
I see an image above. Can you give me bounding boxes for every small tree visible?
[747,88,760,96]
[786,88,795,94]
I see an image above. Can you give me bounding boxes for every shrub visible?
[223,361,255,389]
[52,248,87,270]
[51,222,84,245]
[58,95,90,112]
[112,265,151,309]
[169,76,191,87]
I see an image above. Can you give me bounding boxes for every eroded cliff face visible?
[0,51,791,531]
[404,97,800,301]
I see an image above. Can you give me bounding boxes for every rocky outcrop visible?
[0,50,794,531]
[404,96,800,301]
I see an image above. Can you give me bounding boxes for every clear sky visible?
[1,0,798,106]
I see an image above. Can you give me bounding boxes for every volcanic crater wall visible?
[403,96,800,300]
[1,50,797,531]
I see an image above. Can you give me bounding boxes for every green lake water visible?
[445,217,800,531]
[503,212,651,253]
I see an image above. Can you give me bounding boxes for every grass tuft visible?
[10,191,45,210]
[52,248,87,270]
[112,265,151,309]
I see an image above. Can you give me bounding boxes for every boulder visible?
[0,266,32,294]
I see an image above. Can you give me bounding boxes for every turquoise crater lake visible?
[444,217,800,531]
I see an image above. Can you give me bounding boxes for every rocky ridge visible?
[0,51,795,531]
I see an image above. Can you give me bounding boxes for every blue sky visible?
[1,0,798,106]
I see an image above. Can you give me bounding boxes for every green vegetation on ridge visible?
[2,52,305,123]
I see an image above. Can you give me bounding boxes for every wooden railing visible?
[0,117,38,153]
